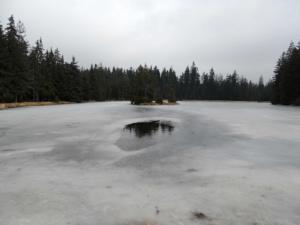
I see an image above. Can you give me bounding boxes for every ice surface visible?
[0,101,300,225]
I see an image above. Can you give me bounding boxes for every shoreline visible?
[0,101,178,110]
[0,101,71,110]
[136,102,178,106]
[3,100,296,110]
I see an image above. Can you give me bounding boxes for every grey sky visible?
[1,0,300,80]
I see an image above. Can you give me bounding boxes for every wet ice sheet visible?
[0,101,300,225]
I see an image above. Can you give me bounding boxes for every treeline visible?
[272,42,300,105]
[178,63,272,101]
[0,16,84,102]
[0,16,272,103]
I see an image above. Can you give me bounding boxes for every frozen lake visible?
[0,101,300,225]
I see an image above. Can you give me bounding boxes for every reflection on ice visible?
[124,120,174,138]
[116,120,175,151]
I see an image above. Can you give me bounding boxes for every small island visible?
[129,65,177,105]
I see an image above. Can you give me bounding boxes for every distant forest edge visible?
[272,42,300,105]
[0,16,299,105]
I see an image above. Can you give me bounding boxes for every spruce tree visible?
[29,39,44,101]
[0,22,8,102]
[190,62,200,99]
[4,16,29,102]
[272,42,300,105]
[208,68,216,100]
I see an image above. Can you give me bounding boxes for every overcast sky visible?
[1,0,300,80]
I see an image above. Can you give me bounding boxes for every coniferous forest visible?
[1,16,299,105]
[272,42,300,105]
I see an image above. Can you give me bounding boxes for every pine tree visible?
[272,42,300,105]
[4,16,29,102]
[272,53,285,104]
[29,38,44,101]
[208,68,216,100]
[181,66,190,99]
[189,62,200,99]
[258,76,265,101]
[0,22,8,102]
[166,68,177,102]
[201,72,209,99]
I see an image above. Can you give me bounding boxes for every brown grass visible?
[0,101,70,110]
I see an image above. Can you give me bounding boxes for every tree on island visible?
[130,65,177,105]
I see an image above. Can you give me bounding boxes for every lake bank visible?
[0,100,178,110]
[0,101,70,110]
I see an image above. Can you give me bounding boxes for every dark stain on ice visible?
[46,141,100,162]
[192,211,208,220]
[121,219,158,225]
[0,127,9,138]
[65,122,80,128]
[116,120,175,151]
[186,168,198,173]
[1,149,16,152]
[155,206,160,215]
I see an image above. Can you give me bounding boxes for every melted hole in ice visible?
[116,120,174,151]
[124,120,174,137]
